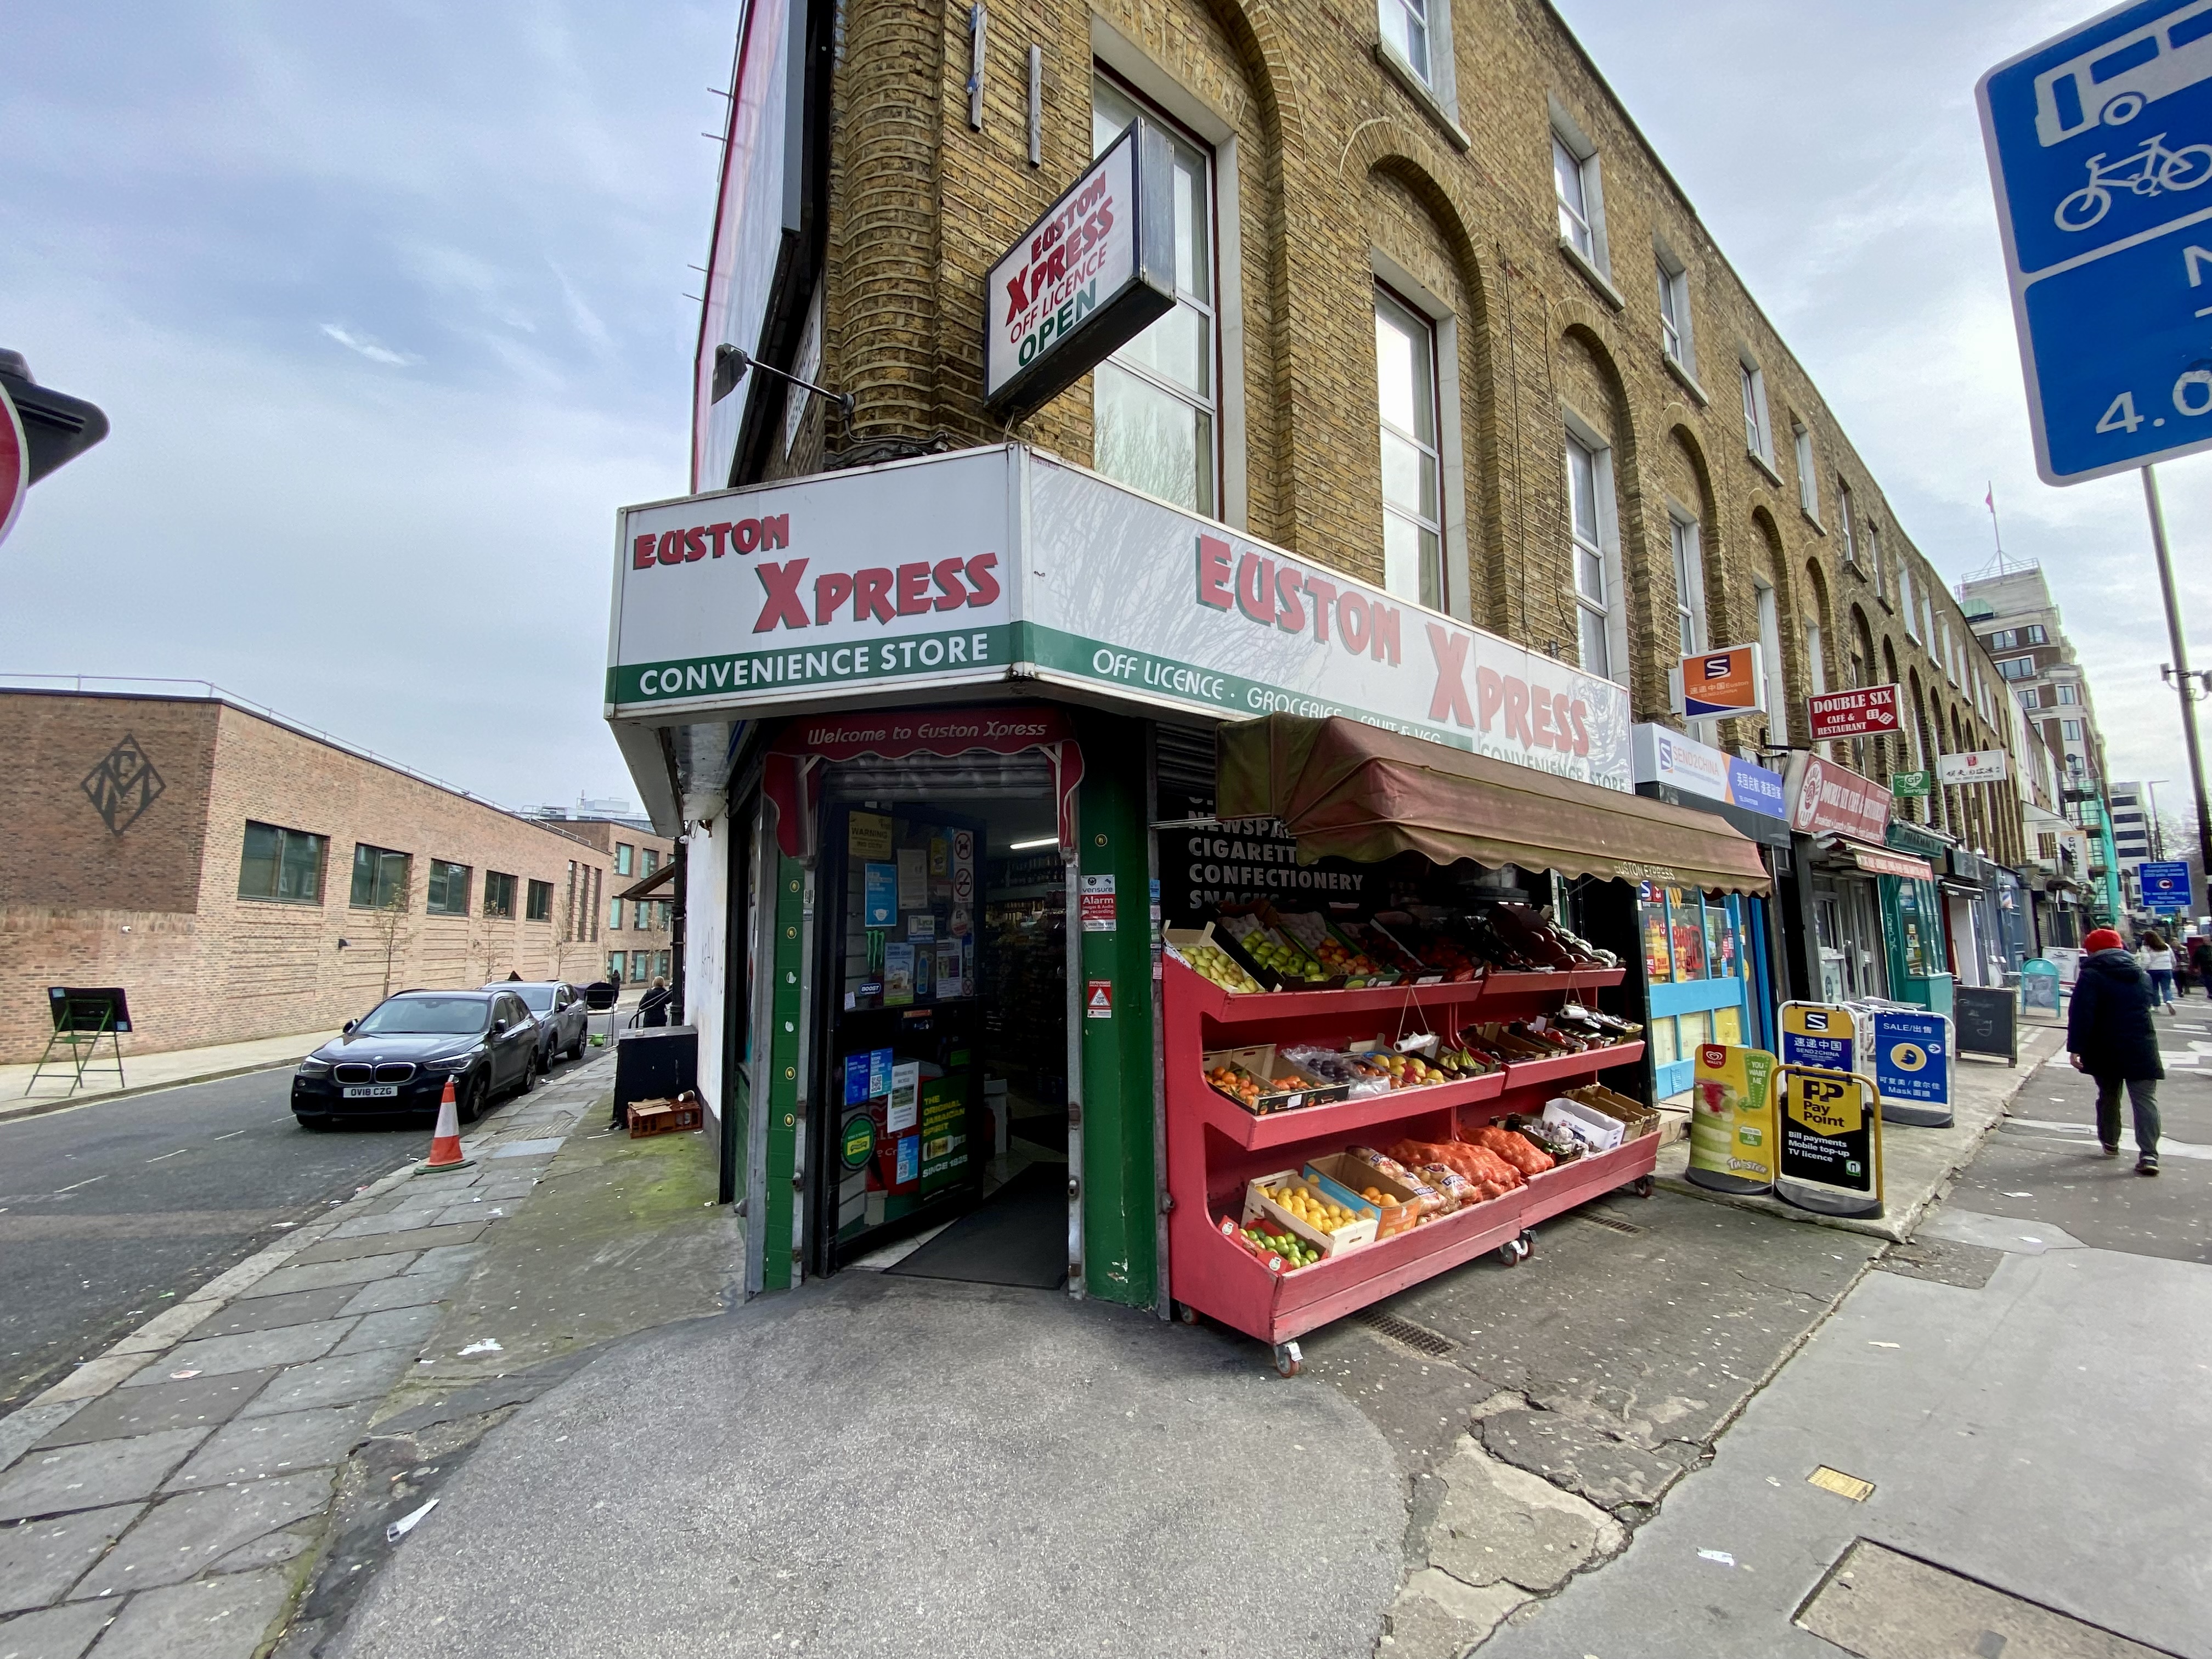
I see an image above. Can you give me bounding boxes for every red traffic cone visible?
[420,1077,473,1172]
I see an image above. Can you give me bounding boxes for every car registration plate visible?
[342,1084,399,1099]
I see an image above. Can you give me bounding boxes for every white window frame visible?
[1757,579,1789,746]
[1805,618,1828,697]
[1867,522,1886,601]
[1837,482,1858,568]
[2055,684,2079,704]
[1655,242,1694,376]
[1999,655,2036,681]
[2062,718,2085,742]
[1374,281,1446,612]
[1549,99,1609,277]
[1944,622,1960,686]
[1088,18,1251,527]
[1377,0,1457,111]
[2019,686,2041,709]
[1792,421,1817,518]
[1668,508,1706,657]
[1739,355,1772,465]
[1900,561,1918,640]
[1564,412,1626,685]
[1371,248,1472,620]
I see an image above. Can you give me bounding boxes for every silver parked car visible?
[487,980,589,1070]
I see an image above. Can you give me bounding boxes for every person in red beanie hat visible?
[2067,927,2163,1173]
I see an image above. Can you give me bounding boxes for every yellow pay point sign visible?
[1777,1064,1883,1218]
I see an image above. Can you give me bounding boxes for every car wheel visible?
[516,1052,537,1095]
[459,1071,489,1125]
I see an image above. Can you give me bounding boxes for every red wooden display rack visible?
[1160,956,1658,1374]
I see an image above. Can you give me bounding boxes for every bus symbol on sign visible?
[2034,1,2212,144]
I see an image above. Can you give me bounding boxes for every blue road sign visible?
[1980,2,2212,483]
[2140,858,2196,906]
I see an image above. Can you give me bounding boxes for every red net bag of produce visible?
[1469,1125,1554,1176]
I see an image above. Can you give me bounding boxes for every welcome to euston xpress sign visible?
[606,445,1634,791]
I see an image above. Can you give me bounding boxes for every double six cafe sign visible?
[1807,684,1900,741]
[983,120,1177,426]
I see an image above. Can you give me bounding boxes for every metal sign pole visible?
[2141,466,2212,890]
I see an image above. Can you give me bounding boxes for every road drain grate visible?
[1579,1211,1642,1235]
[1351,1309,1458,1357]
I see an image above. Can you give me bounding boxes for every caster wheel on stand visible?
[1273,1340,1303,1378]
[1176,1301,1199,1326]
[1496,1235,1532,1266]
[1630,1174,1655,1199]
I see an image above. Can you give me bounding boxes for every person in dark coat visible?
[637,977,673,1029]
[2067,927,2163,1174]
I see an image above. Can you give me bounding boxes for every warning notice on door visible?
[1086,979,1113,1019]
[1080,873,1117,932]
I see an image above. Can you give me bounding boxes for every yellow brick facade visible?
[776,0,2023,863]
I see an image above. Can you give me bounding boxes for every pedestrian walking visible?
[638,975,673,1028]
[2190,933,2212,999]
[2068,927,2163,1175]
[2140,929,2179,1013]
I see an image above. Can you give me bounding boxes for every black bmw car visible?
[292,988,539,1128]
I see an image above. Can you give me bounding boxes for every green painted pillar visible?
[761,856,806,1291]
[1075,712,1157,1308]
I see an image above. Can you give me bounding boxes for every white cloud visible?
[319,321,414,366]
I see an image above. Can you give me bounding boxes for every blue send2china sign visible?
[1980,1,2212,483]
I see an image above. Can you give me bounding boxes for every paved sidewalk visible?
[0,1033,343,1124]
[1652,1024,2063,1242]
[0,1056,622,1659]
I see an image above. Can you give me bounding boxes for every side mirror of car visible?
[342,1020,356,1035]
[492,1017,508,1033]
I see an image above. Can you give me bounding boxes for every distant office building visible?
[2107,781,2155,867]
[0,687,612,1063]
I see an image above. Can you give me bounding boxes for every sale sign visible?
[1807,684,1901,740]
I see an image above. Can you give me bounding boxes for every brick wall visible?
[775,0,2024,865]
[543,818,676,982]
[0,693,612,1062]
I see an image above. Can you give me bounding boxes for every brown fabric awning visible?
[1217,714,1771,895]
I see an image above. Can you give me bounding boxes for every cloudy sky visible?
[1,2,2205,817]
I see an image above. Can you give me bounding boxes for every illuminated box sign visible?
[1937,748,2011,785]
[605,445,1634,792]
[1807,684,1901,740]
[983,120,1177,426]
[1676,644,1764,719]
[1784,752,1894,842]
[1630,724,1786,817]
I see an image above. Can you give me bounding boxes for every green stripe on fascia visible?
[763,857,806,1291]
[607,626,1015,707]
[1014,622,1471,749]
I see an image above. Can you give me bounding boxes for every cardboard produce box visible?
[1163,923,1266,994]
[1241,1169,1379,1257]
[1203,1045,1349,1115]
[1541,1096,1625,1153]
[1304,1153,1421,1238]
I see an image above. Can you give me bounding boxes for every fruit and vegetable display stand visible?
[1161,957,1656,1375]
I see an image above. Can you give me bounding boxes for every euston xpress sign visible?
[983,120,1176,426]
[1980,2,2212,482]
[605,445,1635,792]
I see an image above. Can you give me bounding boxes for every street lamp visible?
[2157,663,2212,893]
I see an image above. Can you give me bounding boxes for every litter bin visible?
[613,1025,697,1127]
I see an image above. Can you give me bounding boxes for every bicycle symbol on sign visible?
[2055,132,2212,230]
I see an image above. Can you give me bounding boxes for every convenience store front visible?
[605,444,1767,1322]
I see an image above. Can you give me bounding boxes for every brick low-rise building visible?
[0,687,613,1064]
[543,816,677,988]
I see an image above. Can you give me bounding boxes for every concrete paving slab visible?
[485,1138,563,1159]
[320,1211,443,1242]
[0,1598,114,1659]
[1918,1206,2087,1255]
[189,1288,359,1340]
[121,1322,352,1385]
[398,1245,481,1278]
[25,1358,150,1409]
[103,1302,218,1357]
[334,1274,453,1319]
[0,1408,87,1480]
[287,1225,482,1267]
[0,1504,141,1613]
[329,1307,442,1357]
[1798,1537,2168,1657]
[1478,1248,2212,1659]
[205,1522,315,1577]
[78,1567,291,1659]
[69,1472,332,1598]
[161,1406,371,1492]
[32,1373,278,1448]
[239,1350,411,1419]
[232,1256,419,1300]
[427,1201,517,1227]
[0,1430,208,1522]
[334,1274,1402,1659]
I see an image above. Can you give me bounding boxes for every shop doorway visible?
[808,766,1071,1288]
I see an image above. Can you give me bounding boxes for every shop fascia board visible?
[601,443,1636,809]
